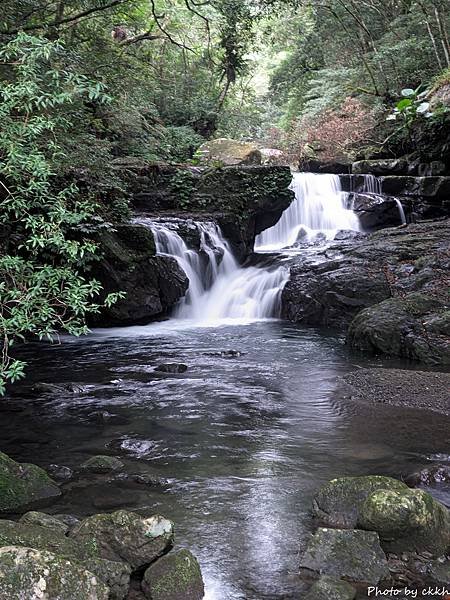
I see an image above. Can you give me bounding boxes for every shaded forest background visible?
[0,0,449,390]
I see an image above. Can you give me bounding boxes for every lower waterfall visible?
[255,172,361,251]
[138,218,288,323]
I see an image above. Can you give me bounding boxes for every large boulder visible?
[304,576,356,600]
[91,224,188,325]
[19,511,69,535]
[299,528,389,585]
[0,546,110,600]
[80,455,125,474]
[69,510,174,570]
[0,451,61,513]
[196,138,262,166]
[313,476,408,528]
[358,488,450,556]
[347,293,450,365]
[141,549,204,600]
[352,159,408,176]
[349,193,405,230]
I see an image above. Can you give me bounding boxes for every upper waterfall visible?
[255,172,361,251]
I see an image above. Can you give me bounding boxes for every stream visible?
[2,173,449,599]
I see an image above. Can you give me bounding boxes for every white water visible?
[255,172,361,251]
[142,219,288,323]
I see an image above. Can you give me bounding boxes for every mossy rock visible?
[19,511,69,534]
[299,528,389,585]
[358,488,450,556]
[0,451,61,513]
[313,476,408,528]
[0,546,110,600]
[141,549,204,600]
[305,576,356,600]
[80,455,125,474]
[69,510,174,570]
[196,138,261,166]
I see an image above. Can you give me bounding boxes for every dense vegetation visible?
[0,0,449,390]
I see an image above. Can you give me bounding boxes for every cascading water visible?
[255,172,361,251]
[137,218,288,323]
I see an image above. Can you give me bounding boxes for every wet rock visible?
[196,138,261,166]
[347,293,450,365]
[352,159,408,176]
[313,475,408,528]
[155,363,188,374]
[128,474,168,486]
[358,488,450,556]
[299,528,389,585]
[0,546,109,600]
[205,349,244,358]
[406,465,450,487]
[69,510,174,570]
[349,193,405,230]
[428,558,450,586]
[141,549,204,600]
[0,451,61,513]
[81,455,125,474]
[47,463,74,482]
[32,382,86,394]
[54,513,81,530]
[304,576,357,600]
[19,511,69,534]
[91,224,188,326]
[300,159,351,174]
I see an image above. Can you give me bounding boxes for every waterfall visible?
[138,218,288,323]
[255,173,361,251]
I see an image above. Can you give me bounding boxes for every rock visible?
[81,455,125,474]
[304,576,356,600]
[406,465,450,487]
[0,451,61,513]
[196,138,262,166]
[33,382,86,394]
[47,463,74,482]
[0,546,109,600]
[347,293,450,365]
[313,475,408,528]
[19,511,69,534]
[282,220,450,365]
[358,488,450,556]
[54,514,80,530]
[260,147,284,165]
[69,510,174,570]
[430,83,450,110]
[155,363,188,374]
[428,558,450,586]
[141,549,204,600]
[82,556,131,600]
[299,528,389,585]
[0,519,95,561]
[349,192,406,230]
[352,159,408,176]
[300,159,351,174]
[91,224,188,326]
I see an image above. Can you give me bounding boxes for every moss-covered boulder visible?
[196,138,262,166]
[358,488,450,556]
[313,476,408,528]
[0,451,61,513]
[141,549,204,600]
[304,576,356,600]
[299,528,389,585]
[0,546,110,600]
[80,455,124,474]
[82,556,131,600]
[69,510,174,570]
[347,293,450,365]
[19,511,69,535]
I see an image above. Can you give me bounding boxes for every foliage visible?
[0,33,123,393]
[387,87,433,128]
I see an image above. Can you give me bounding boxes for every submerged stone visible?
[0,546,110,600]
[358,488,450,556]
[304,576,357,600]
[299,528,389,585]
[313,475,408,528]
[155,363,188,374]
[69,510,174,570]
[0,451,61,513]
[141,549,204,600]
[81,455,125,474]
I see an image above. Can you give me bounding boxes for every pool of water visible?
[2,320,450,599]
